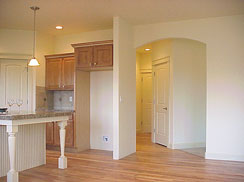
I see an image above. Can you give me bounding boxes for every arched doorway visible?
[136,38,207,157]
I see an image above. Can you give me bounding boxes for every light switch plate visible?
[69,96,73,102]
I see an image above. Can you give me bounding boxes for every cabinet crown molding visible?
[72,40,113,48]
[45,53,74,59]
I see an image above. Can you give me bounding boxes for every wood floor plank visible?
[1,133,244,182]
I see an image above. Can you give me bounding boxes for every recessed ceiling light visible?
[145,48,151,51]
[56,26,63,30]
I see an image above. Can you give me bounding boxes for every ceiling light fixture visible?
[56,26,63,30]
[29,6,40,66]
[145,48,151,51]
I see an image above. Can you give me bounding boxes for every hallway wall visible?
[172,39,206,148]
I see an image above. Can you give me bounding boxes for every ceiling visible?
[0,0,244,35]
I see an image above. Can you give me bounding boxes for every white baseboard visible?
[205,152,244,162]
[167,144,173,149]
[171,142,206,149]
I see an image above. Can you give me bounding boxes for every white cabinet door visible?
[0,60,28,111]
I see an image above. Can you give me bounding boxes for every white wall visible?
[172,39,206,148]
[0,29,54,87]
[90,71,113,151]
[54,29,113,53]
[134,15,244,161]
[0,29,32,55]
[36,32,55,86]
[113,17,136,159]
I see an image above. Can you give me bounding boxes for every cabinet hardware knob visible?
[94,62,97,65]
[163,107,167,110]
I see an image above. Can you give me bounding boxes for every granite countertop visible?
[0,110,74,120]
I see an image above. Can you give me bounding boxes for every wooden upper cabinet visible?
[72,40,113,70]
[45,53,75,90]
[46,58,62,90]
[93,44,113,67]
[62,57,75,90]
[75,46,93,68]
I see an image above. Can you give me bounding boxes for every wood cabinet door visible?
[53,119,74,147]
[46,58,62,90]
[46,123,54,145]
[75,47,93,68]
[62,57,75,90]
[93,44,113,67]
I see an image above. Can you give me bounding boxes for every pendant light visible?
[29,6,40,66]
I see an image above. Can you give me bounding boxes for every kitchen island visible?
[0,110,73,182]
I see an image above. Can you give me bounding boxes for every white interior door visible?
[153,62,169,146]
[0,60,28,111]
[141,73,153,133]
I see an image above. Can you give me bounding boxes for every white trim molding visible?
[167,144,173,149]
[171,142,206,149]
[152,56,170,66]
[140,69,152,73]
[205,152,244,162]
[0,53,32,60]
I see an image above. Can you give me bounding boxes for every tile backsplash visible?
[36,86,53,111]
[53,91,74,110]
[36,87,74,111]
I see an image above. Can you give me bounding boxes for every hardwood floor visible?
[1,133,244,182]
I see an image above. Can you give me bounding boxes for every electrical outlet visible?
[103,136,109,142]
[69,96,73,102]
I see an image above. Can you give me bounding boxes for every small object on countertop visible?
[0,107,8,115]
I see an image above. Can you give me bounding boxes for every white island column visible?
[58,121,67,169]
[7,125,19,182]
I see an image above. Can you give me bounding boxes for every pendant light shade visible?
[28,6,40,67]
[29,58,40,66]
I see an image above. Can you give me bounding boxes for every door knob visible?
[163,107,167,110]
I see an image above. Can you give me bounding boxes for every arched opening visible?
[136,38,207,157]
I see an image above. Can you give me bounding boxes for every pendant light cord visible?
[33,8,36,58]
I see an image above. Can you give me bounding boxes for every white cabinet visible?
[0,59,35,111]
